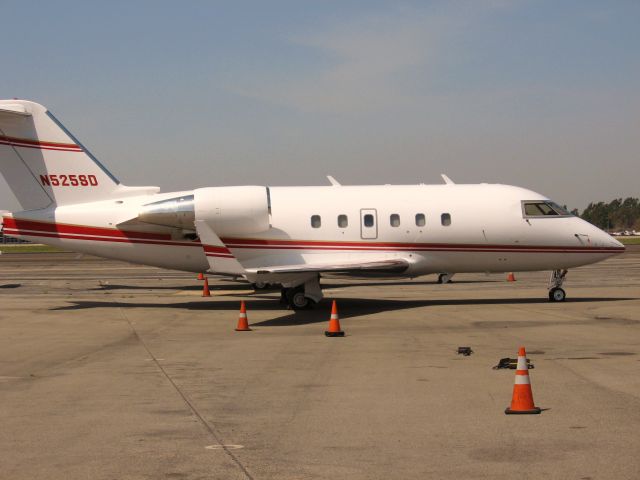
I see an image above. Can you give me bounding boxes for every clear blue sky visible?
[1,0,638,211]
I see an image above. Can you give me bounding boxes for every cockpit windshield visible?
[522,201,571,217]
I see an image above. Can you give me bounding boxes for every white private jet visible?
[0,100,625,309]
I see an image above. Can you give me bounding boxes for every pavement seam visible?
[118,308,255,480]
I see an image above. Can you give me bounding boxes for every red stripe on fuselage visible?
[203,245,235,258]
[220,237,624,254]
[2,228,200,247]
[2,218,625,254]
[2,218,200,247]
[203,245,232,255]
[4,218,171,241]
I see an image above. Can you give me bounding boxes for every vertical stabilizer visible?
[0,100,157,210]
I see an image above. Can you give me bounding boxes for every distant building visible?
[1,232,31,244]
[0,210,31,244]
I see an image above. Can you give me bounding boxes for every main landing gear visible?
[252,280,278,290]
[281,286,314,309]
[548,269,568,302]
[280,275,323,310]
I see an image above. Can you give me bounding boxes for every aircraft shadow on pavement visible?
[89,283,252,292]
[321,279,500,288]
[84,278,498,293]
[51,296,635,327]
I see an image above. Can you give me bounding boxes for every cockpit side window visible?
[547,202,570,215]
[522,201,571,217]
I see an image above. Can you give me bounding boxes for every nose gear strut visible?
[548,269,568,302]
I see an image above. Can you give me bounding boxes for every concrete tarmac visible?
[1,249,639,479]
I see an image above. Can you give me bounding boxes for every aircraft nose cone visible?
[594,226,625,250]
[609,235,625,250]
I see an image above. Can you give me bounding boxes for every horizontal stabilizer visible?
[0,104,32,118]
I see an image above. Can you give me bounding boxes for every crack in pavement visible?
[119,308,254,480]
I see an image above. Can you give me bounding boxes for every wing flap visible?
[246,258,410,275]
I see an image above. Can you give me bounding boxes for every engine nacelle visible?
[138,194,195,229]
[137,186,270,236]
[194,186,270,236]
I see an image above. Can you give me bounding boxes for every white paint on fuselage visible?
[5,184,623,276]
[229,184,622,274]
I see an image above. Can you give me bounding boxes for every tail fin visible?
[0,100,157,210]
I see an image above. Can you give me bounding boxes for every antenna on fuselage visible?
[441,174,455,185]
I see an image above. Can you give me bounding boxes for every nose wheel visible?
[548,269,568,302]
[437,273,454,284]
[549,287,566,302]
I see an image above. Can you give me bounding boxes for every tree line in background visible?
[573,197,640,231]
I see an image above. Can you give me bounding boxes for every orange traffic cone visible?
[202,277,211,297]
[235,301,252,331]
[197,272,204,281]
[507,272,516,282]
[505,346,541,414]
[325,300,344,337]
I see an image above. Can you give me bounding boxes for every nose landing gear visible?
[548,269,568,302]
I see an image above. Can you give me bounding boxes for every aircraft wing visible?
[245,258,410,275]
[195,220,246,275]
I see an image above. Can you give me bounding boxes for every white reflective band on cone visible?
[515,375,531,384]
[331,314,338,319]
[517,356,528,370]
[239,313,247,318]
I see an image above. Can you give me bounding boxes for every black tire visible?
[548,287,566,302]
[437,273,451,284]
[286,288,314,310]
[252,281,270,290]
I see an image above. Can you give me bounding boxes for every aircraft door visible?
[360,209,378,239]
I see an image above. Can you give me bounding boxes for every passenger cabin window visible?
[338,214,348,228]
[390,214,400,227]
[441,213,451,226]
[364,214,375,227]
[415,213,425,227]
[523,201,570,217]
[311,215,321,228]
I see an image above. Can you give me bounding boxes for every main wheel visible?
[437,273,450,284]
[252,281,270,290]
[286,289,314,310]
[548,287,566,302]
